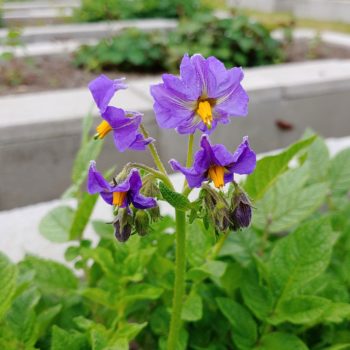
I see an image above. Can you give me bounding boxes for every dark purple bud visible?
[230,185,253,231]
[113,209,132,242]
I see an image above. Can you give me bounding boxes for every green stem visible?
[126,162,174,190]
[167,209,187,350]
[140,124,168,175]
[211,231,229,259]
[182,134,195,193]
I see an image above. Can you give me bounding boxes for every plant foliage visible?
[75,0,210,22]
[74,14,282,72]
[2,127,350,349]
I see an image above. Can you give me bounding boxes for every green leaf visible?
[255,332,308,350]
[330,148,350,194]
[216,297,257,350]
[159,182,192,211]
[39,206,74,242]
[36,304,62,338]
[123,284,164,305]
[72,138,104,187]
[188,261,227,282]
[187,221,214,266]
[69,192,99,240]
[323,302,350,323]
[6,288,41,346]
[90,328,108,350]
[0,253,17,320]
[115,322,147,341]
[272,295,331,325]
[181,293,203,321]
[244,135,316,200]
[304,135,330,183]
[253,164,328,232]
[81,110,94,146]
[269,217,336,302]
[241,267,274,321]
[20,256,78,294]
[218,229,259,267]
[92,220,114,239]
[51,326,89,350]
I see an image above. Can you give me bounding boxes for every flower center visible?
[95,120,112,139]
[113,191,127,207]
[208,165,225,189]
[196,100,213,129]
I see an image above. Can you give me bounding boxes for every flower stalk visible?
[167,209,187,350]
[140,124,168,176]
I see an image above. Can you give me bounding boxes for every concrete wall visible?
[1,60,350,210]
[230,0,350,23]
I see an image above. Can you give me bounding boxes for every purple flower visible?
[150,54,249,134]
[170,135,256,189]
[89,75,153,152]
[87,161,157,209]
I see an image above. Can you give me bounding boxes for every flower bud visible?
[134,210,150,237]
[141,176,161,221]
[113,208,132,242]
[202,184,231,232]
[230,184,253,231]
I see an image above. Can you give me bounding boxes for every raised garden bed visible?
[1,39,350,96]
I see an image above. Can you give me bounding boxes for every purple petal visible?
[207,61,244,98]
[191,54,211,97]
[114,169,143,195]
[179,54,202,99]
[152,100,195,130]
[87,161,111,194]
[102,106,142,152]
[129,134,154,151]
[100,191,113,205]
[169,159,206,188]
[229,137,256,175]
[214,84,249,118]
[88,75,126,113]
[131,193,157,209]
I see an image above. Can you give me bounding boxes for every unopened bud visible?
[113,208,132,242]
[202,184,231,233]
[135,210,150,237]
[230,184,253,231]
[141,177,161,221]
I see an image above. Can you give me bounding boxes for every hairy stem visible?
[167,209,187,350]
[211,231,229,259]
[140,124,168,175]
[182,133,195,193]
[126,162,174,190]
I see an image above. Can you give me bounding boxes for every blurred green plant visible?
[1,110,350,349]
[0,28,28,87]
[74,14,282,73]
[75,0,211,22]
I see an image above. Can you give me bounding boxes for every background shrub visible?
[75,0,211,22]
[74,14,282,73]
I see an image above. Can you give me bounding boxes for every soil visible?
[1,40,350,96]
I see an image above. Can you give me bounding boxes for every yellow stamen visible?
[196,100,213,129]
[113,191,127,207]
[95,120,112,139]
[208,166,225,189]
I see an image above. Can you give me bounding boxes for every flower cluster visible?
[87,54,256,241]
